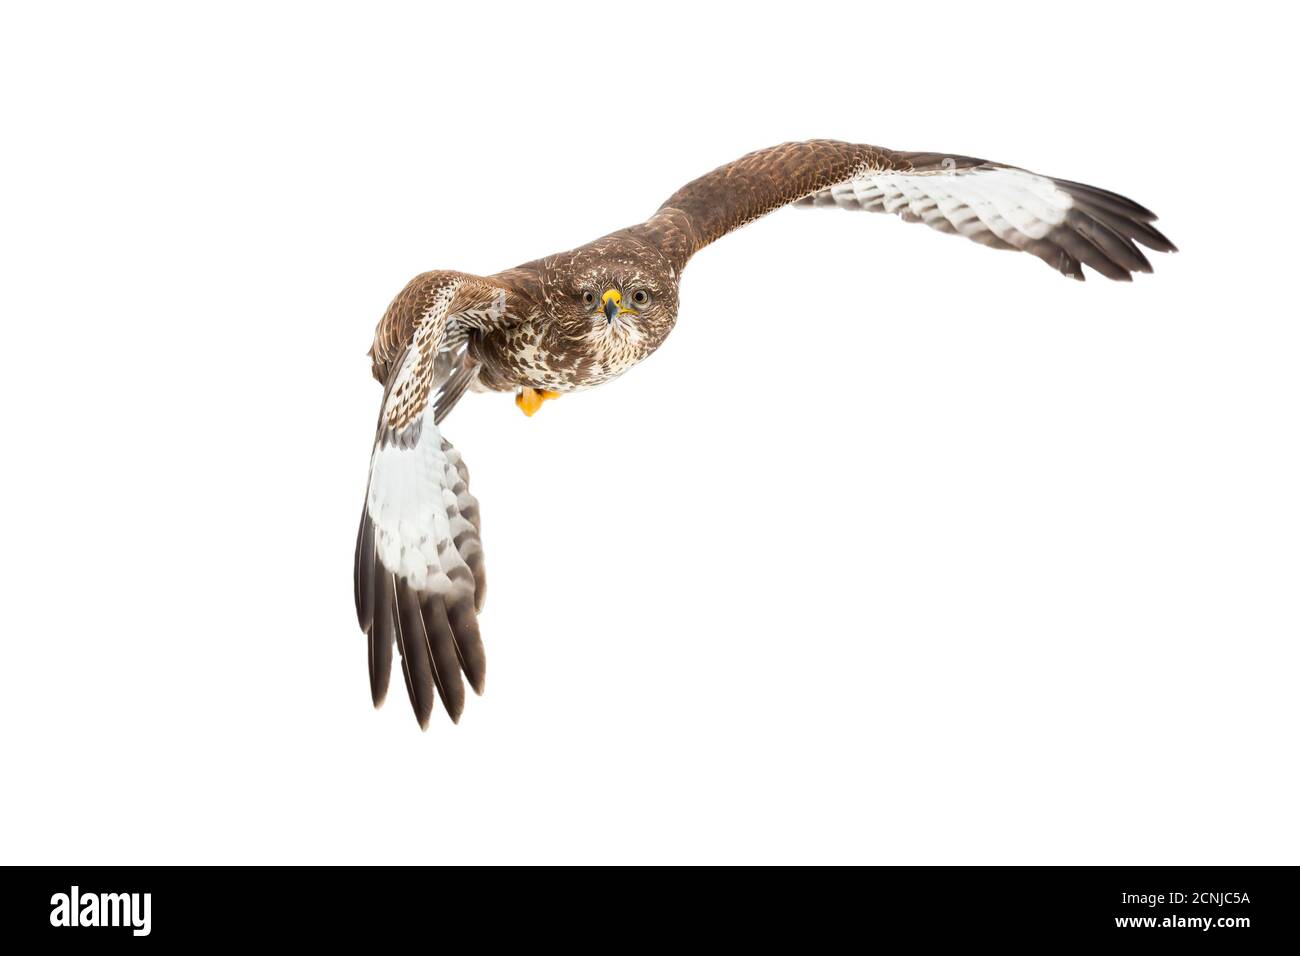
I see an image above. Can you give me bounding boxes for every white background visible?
[2,1,1296,865]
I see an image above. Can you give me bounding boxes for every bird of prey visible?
[354,139,1175,729]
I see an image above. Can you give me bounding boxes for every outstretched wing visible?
[354,272,515,728]
[638,140,1174,281]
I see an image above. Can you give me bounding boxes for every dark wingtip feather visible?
[1053,176,1159,221]
[466,663,486,696]
[1055,253,1085,281]
[368,562,394,708]
[445,586,486,695]
[394,578,436,728]
[368,624,392,709]
[369,654,388,708]
[1146,223,1177,254]
[1068,209,1153,276]
[422,597,466,724]
[1052,222,1134,281]
[464,551,487,612]
[1061,188,1176,259]
[354,509,375,633]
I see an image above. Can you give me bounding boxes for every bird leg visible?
[515,387,560,417]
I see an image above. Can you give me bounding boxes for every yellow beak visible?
[601,289,631,322]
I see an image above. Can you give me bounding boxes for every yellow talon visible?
[515,387,560,417]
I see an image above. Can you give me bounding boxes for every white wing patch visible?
[815,167,1072,245]
[366,405,480,597]
[795,160,1174,281]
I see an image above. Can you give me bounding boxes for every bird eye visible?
[631,289,650,307]
[581,290,596,308]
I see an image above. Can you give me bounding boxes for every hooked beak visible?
[601,289,622,323]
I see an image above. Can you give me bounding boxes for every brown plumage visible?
[355,139,1176,729]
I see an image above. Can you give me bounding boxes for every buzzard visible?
[354,139,1175,729]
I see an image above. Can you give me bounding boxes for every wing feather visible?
[421,596,465,723]
[394,576,435,729]
[354,271,500,728]
[369,555,394,708]
[634,140,1174,281]
[793,153,1175,281]
[354,505,374,633]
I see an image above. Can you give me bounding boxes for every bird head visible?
[547,240,680,353]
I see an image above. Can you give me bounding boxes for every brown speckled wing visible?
[369,270,526,389]
[638,141,1174,281]
[646,140,897,259]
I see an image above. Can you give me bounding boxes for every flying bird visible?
[354,139,1175,729]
